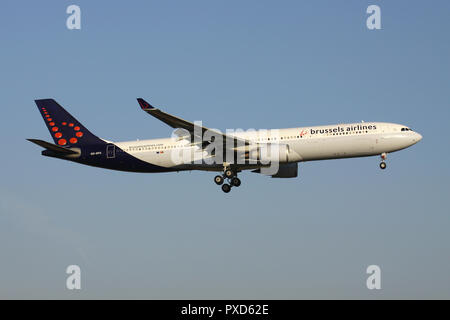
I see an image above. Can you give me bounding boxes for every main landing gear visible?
[214,166,241,193]
[379,152,387,170]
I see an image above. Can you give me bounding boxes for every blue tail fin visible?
[34,99,104,146]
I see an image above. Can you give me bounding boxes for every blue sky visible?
[0,0,449,298]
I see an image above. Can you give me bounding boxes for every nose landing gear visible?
[214,166,241,193]
[379,153,387,170]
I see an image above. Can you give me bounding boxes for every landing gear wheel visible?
[222,184,231,193]
[380,162,387,170]
[224,169,234,178]
[214,175,224,185]
[231,177,241,187]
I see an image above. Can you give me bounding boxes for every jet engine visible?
[243,144,301,164]
[252,162,298,178]
[271,162,298,178]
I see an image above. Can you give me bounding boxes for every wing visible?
[136,98,251,149]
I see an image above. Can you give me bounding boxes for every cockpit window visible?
[401,127,413,131]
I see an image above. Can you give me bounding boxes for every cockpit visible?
[401,127,413,132]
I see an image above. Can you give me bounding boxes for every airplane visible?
[29,98,423,193]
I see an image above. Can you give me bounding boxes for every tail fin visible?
[34,99,104,146]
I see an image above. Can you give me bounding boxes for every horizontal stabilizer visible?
[27,139,79,155]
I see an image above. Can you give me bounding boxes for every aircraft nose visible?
[413,132,423,143]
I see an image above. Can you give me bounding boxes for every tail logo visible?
[35,99,102,146]
[42,106,84,146]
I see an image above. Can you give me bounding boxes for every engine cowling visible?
[271,162,298,178]
[244,144,301,164]
[255,162,299,178]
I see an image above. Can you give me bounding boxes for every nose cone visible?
[413,132,423,144]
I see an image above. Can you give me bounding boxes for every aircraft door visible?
[107,144,115,159]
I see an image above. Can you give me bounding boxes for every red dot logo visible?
[62,122,67,126]
[69,123,74,127]
[55,132,62,138]
[52,127,59,132]
[58,139,67,146]
[47,118,52,122]
[69,138,78,144]
[76,132,83,138]
[74,126,80,131]
[49,122,55,126]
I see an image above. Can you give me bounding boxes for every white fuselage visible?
[113,122,422,171]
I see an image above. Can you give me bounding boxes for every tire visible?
[214,175,224,185]
[380,162,387,170]
[231,177,241,187]
[222,184,231,193]
[225,169,234,178]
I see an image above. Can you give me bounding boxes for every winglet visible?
[137,98,155,110]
